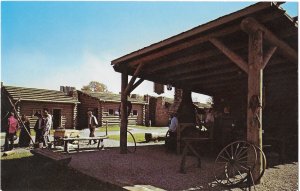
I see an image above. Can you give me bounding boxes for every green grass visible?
[1,149,33,160]
[96,125,167,132]
[133,125,168,130]
[16,129,36,137]
[108,133,146,143]
[1,149,124,191]
[96,125,120,132]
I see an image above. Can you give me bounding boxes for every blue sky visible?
[2,1,298,102]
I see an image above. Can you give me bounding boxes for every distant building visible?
[148,88,211,127]
[148,96,173,127]
[1,84,79,130]
[76,91,148,128]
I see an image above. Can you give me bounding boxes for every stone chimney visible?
[60,86,77,99]
[169,87,183,114]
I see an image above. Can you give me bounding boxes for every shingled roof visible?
[3,85,79,103]
[81,91,147,104]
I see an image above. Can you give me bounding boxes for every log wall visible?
[18,101,76,129]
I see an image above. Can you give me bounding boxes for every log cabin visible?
[1,84,79,130]
[76,90,148,128]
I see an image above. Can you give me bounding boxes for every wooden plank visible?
[61,136,108,141]
[183,72,246,86]
[145,44,234,74]
[241,17,297,63]
[112,2,273,65]
[209,38,248,73]
[175,67,241,82]
[31,148,72,165]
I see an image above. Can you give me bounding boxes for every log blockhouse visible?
[111,2,298,182]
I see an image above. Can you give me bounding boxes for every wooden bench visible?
[31,148,72,165]
[55,136,108,153]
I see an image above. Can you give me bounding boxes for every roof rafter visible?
[209,38,249,73]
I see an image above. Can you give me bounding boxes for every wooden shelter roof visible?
[3,85,80,104]
[112,2,298,98]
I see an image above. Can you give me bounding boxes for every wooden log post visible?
[241,19,263,183]
[120,72,128,154]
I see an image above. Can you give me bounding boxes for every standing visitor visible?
[42,108,52,147]
[34,112,44,145]
[87,111,98,145]
[19,114,31,147]
[4,112,19,151]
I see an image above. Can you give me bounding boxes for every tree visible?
[81,81,109,93]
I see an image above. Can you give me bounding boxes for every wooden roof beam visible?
[129,25,241,68]
[209,38,249,73]
[149,54,225,78]
[262,46,277,69]
[186,74,246,87]
[241,17,298,64]
[129,78,144,94]
[124,63,144,95]
[175,68,242,82]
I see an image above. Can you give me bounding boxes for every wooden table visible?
[54,136,108,153]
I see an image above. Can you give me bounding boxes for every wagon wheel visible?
[252,144,267,184]
[127,130,136,153]
[214,141,257,186]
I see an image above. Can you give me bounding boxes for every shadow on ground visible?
[1,154,124,191]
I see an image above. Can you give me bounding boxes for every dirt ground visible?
[68,145,298,191]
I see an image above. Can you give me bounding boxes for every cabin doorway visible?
[53,109,62,129]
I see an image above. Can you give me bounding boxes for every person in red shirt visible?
[4,112,19,151]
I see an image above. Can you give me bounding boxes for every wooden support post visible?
[124,63,144,96]
[247,29,263,183]
[120,72,128,154]
[241,17,297,64]
[105,120,108,136]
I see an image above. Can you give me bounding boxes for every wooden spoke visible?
[219,154,230,162]
[234,142,241,158]
[224,148,232,159]
[232,163,246,180]
[236,146,251,160]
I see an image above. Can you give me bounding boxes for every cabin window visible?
[108,109,114,115]
[132,110,138,116]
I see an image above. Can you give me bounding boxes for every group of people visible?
[4,108,52,151]
[33,108,52,148]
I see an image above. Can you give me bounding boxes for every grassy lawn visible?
[16,129,37,137]
[96,125,167,132]
[108,133,146,143]
[134,125,168,130]
[1,149,124,191]
[96,125,120,132]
